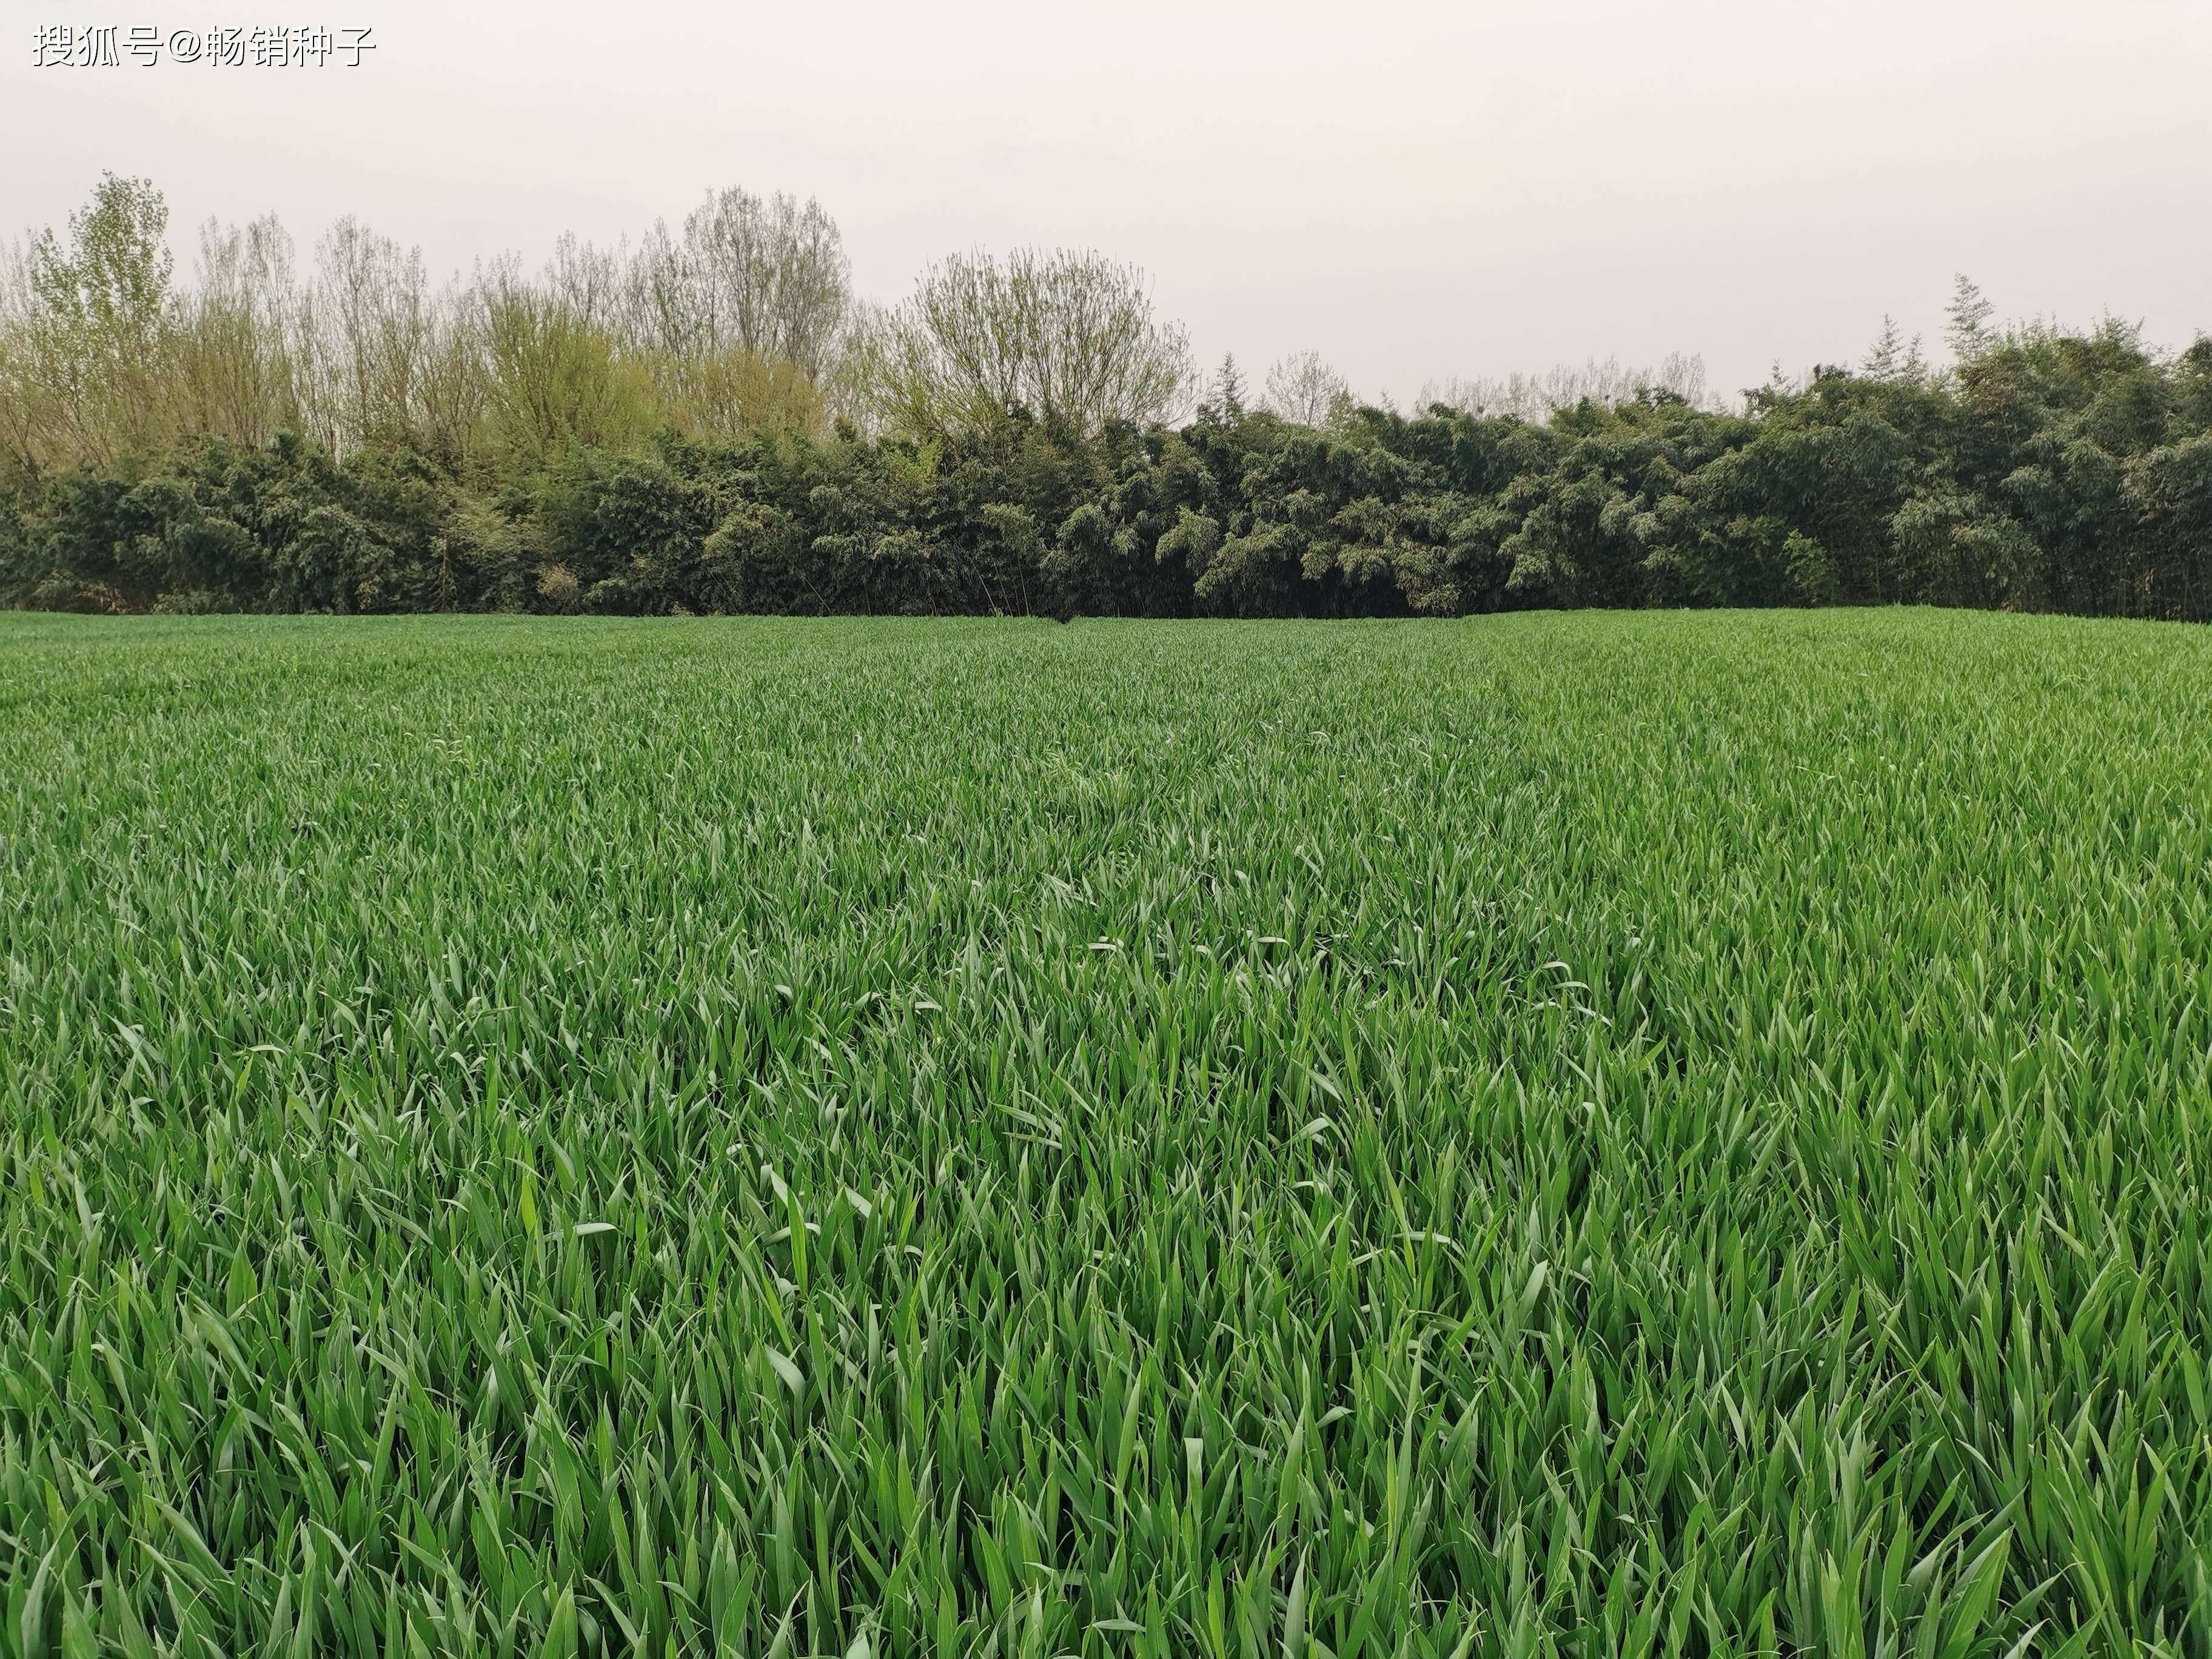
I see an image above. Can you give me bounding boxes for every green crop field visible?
[4,609,2211,1659]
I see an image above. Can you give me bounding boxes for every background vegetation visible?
[6,608,2212,1657]
[4,175,2210,621]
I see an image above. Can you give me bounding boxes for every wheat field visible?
[4,610,2209,1657]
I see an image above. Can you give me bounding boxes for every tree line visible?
[5,175,2208,620]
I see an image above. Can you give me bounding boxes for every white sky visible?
[6,0,2210,405]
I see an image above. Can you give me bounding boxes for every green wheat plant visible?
[3,609,2210,1657]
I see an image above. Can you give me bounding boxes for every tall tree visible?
[174,213,301,448]
[479,264,647,462]
[1207,353,1246,420]
[1946,275,1995,363]
[1863,315,1903,380]
[300,218,437,455]
[20,173,176,465]
[626,188,851,378]
[862,247,1191,439]
[1263,350,1350,426]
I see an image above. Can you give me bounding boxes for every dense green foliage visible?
[5,609,2211,1657]
[7,175,2208,622]
[10,323,2212,620]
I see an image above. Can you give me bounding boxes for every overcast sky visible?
[7,0,2209,404]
